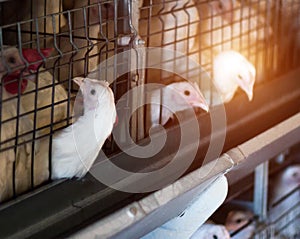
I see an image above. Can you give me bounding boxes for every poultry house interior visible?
[0,0,299,238]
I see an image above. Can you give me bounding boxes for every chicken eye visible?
[237,74,243,80]
[8,56,16,64]
[213,235,218,239]
[235,218,242,224]
[292,172,298,178]
[90,89,96,95]
[184,90,190,96]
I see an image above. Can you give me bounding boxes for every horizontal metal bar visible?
[226,112,300,185]
[71,160,232,239]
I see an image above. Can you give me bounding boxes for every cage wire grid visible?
[0,0,298,220]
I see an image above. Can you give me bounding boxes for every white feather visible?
[213,50,256,103]
[51,78,116,179]
[146,81,208,130]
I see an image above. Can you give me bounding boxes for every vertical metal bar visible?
[239,0,243,54]
[0,3,2,26]
[130,0,145,141]
[265,3,270,82]
[273,0,280,74]
[254,161,269,222]
[209,2,214,106]
[170,1,178,81]
[30,18,41,188]
[0,28,4,147]
[48,14,62,179]
[197,1,204,95]
[14,22,24,196]
[157,0,166,129]
[66,11,78,85]
[83,6,90,76]
[59,0,62,33]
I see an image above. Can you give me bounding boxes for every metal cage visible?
[0,0,299,237]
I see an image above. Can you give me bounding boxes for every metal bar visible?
[56,158,233,239]
[226,111,300,186]
[254,161,269,221]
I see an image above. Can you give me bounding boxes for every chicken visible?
[0,90,38,201]
[225,210,255,239]
[212,50,256,103]
[269,164,300,206]
[3,47,69,136]
[139,0,263,102]
[276,0,300,71]
[0,0,65,45]
[0,150,14,202]
[190,221,231,239]
[1,46,24,200]
[0,46,24,78]
[51,77,116,179]
[51,0,115,88]
[0,46,69,198]
[225,210,254,232]
[139,0,201,84]
[146,81,208,131]
[19,68,69,135]
[0,47,40,201]
[196,0,272,56]
[230,225,255,239]
[194,0,272,84]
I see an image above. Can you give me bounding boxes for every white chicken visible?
[52,0,115,87]
[196,0,272,57]
[194,0,272,85]
[212,50,256,103]
[146,81,209,131]
[225,210,254,232]
[51,77,117,179]
[139,0,200,84]
[225,210,255,239]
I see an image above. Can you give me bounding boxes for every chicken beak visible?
[242,84,254,101]
[191,99,209,112]
[190,83,210,112]
[247,90,253,101]
[197,102,209,112]
[238,81,254,102]
[73,77,85,87]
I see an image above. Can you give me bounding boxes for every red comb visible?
[22,48,54,71]
[3,73,28,94]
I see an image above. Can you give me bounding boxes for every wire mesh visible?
[251,187,300,239]
[0,0,135,202]
[0,0,299,204]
